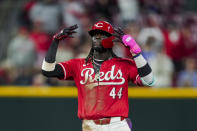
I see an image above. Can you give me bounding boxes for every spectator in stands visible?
[137,13,164,51]
[150,47,174,87]
[140,36,174,87]
[1,27,36,85]
[177,57,197,87]
[60,0,86,36]
[162,20,185,75]
[117,0,139,23]
[29,0,62,34]
[139,0,183,15]
[181,16,197,58]
[18,0,37,30]
[6,27,36,68]
[90,0,119,22]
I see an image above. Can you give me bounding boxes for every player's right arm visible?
[41,24,78,79]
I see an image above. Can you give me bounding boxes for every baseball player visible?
[41,21,155,131]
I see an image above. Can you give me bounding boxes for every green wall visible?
[0,98,197,131]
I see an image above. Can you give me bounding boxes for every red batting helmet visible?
[89,21,115,48]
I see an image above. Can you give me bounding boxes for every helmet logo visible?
[95,23,103,28]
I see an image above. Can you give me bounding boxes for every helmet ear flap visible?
[101,36,115,48]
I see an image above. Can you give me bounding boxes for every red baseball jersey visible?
[58,58,142,120]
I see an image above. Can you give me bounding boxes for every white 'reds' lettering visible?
[80,65,125,88]
[80,68,94,84]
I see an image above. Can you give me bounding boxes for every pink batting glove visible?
[122,35,141,54]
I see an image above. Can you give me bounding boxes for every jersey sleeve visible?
[58,59,77,80]
[127,59,143,86]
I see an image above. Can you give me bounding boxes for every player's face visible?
[92,33,108,52]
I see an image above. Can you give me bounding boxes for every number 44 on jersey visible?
[109,87,123,99]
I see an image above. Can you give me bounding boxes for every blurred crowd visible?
[0,0,197,87]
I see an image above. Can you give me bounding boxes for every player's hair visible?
[85,47,118,64]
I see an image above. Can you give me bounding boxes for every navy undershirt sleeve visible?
[42,40,64,79]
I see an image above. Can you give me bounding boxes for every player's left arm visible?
[113,27,155,86]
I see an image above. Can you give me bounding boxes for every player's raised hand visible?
[53,24,78,41]
[112,27,125,43]
[113,27,141,55]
